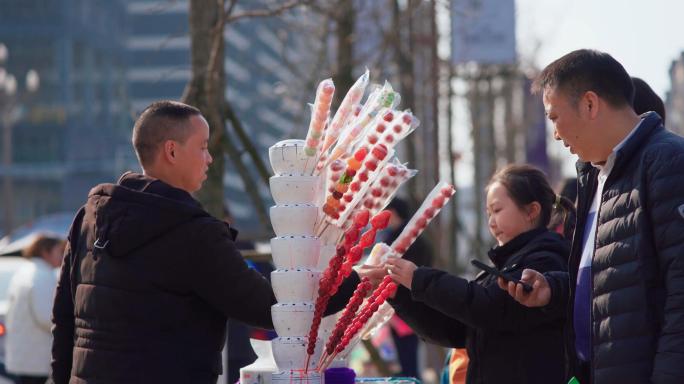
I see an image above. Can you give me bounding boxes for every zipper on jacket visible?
[589,172,611,383]
[568,168,594,378]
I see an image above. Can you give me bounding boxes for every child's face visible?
[486,182,537,246]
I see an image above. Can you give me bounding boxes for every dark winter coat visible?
[49,173,358,384]
[544,112,684,384]
[389,228,569,384]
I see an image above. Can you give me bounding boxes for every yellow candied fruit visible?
[326,196,340,206]
[347,158,362,170]
[335,183,349,193]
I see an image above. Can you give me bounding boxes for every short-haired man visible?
[501,50,684,383]
[49,101,365,384]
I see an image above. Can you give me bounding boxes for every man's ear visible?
[162,140,177,164]
[582,91,600,119]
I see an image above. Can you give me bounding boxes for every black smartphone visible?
[470,259,533,293]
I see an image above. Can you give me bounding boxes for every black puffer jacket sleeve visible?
[191,220,276,329]
[544,270,570,317]
[409,251,565,333]
[330,272,361,313]
[389,285,466,348]
[189,220,358,330]
[647,142,684,383]
[50,207,85,384]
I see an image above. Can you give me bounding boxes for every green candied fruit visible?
[382,92,395,107]
[305,147,316,156]
[340,173,353,184]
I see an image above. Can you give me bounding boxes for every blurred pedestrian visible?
[631,77,666,122]
[6,234,65,384]
[223,206,273,384]
[440,348,468,384]
[386,164,575,384]
[381,197,433,378]
[504,49,684,383]
[383,197,433,267]
[550,177,578,239]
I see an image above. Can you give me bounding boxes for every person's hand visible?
[357,264,387,289]
[385,257,416,290]
[497,268,551,307]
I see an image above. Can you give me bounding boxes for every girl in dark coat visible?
[385,164,575,384]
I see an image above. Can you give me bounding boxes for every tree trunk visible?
[392,0,419,206]
[183,0,225,219]
[332,0,355,110]
[427,0,445,268]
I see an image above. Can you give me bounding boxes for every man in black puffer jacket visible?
[503,50,684,383]
[49,101,365,384]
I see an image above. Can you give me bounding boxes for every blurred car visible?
[0,212,72,256]
[0,257,28,383]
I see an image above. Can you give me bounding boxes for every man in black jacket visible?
[49,101,365,384]
[502,49,684,383]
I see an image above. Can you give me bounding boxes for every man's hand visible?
[386,257,417,290]
[357,264,387,289]
[497,268,551,307]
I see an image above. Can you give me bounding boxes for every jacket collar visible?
[116,172,239,241]
[610,112,663,178]
[488,227,546,268]
[574,111,663,179]
[117,171,203,210]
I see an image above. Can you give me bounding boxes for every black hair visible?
[23,234,64,260]
[558,177,578,204]
[487,164,576,239]
[132,100,202,166]
[532,49,634,109]
[632,77,666,123]
[387,197,412,221]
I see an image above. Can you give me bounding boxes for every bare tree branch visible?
[275,11,333,138]
[225,0,313,22]
[305,1,337,17]
[225,0,238,18]
[224,99,271,185]
[221,128,272,231]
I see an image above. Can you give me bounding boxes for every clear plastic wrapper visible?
[319,70,369,156]
[303,79,335,172]
[390,182,456,255]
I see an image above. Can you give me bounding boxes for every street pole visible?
[0,42,39,235]
[2,109,13,235]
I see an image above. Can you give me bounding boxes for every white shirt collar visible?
[591,117,643,177]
